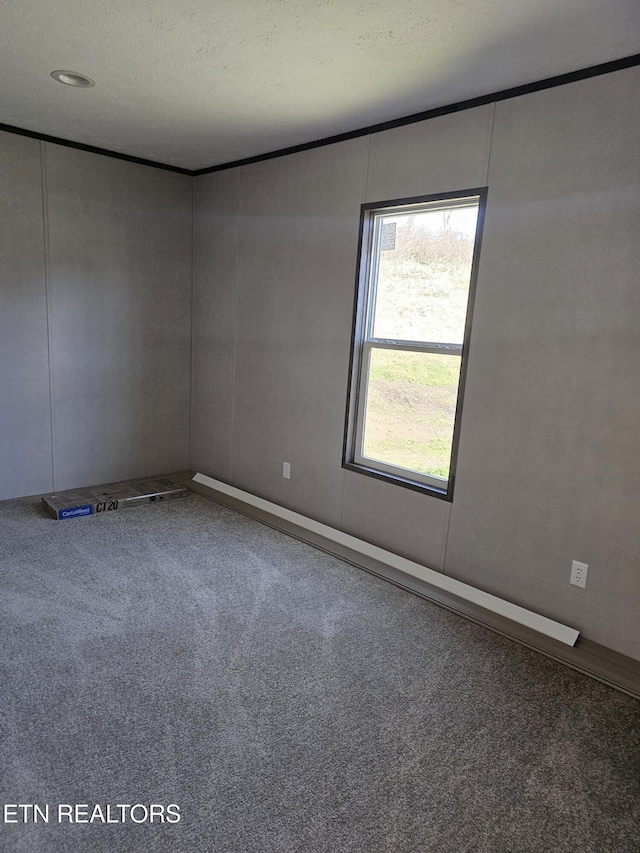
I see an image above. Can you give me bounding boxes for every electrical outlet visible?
[570,560,588,588]
[282,462,291,480]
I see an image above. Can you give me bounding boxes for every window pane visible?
[362,348,461,480]
[372,205,478,344]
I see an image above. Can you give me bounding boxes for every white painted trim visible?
[192,473,580,647]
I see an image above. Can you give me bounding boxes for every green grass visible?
[369,349,459,387]
[363,349,460,479]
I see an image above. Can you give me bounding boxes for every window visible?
[344,189,486,499]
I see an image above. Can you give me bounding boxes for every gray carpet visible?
[1,491,639,853]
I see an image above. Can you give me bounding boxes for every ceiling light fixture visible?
[51,70,95,88]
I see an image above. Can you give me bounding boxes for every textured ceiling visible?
[1,0,639,171]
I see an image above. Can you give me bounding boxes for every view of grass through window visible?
[361,203,479,482]
[363,349,462,477]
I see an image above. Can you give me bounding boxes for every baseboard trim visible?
[182,473,640,701]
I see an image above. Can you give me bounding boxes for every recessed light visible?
[51,70,95,88]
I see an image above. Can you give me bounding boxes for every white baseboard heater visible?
[192,472,579,647]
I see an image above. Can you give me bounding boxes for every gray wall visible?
[0,133,192,498]
[0,134,52,499]
[191,66,640,660]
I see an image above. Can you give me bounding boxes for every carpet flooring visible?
[1,491,639,853]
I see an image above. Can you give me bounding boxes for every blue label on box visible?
[60,504,94,519]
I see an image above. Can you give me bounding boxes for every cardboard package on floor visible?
[42,476,188,520]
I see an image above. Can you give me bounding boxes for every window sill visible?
[342,461,452,501]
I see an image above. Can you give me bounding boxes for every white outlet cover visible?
[570,560,588,588]
[282,462,291,479]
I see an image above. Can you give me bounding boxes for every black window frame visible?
[342,187,488,501]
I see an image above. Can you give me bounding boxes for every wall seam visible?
[188,174,195,469]
[39,141,56,492]
[227,172,241,483]
[440,508,454,574]
[441,102,496,577]
[484,102,497,185]
[339,134,373,533]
